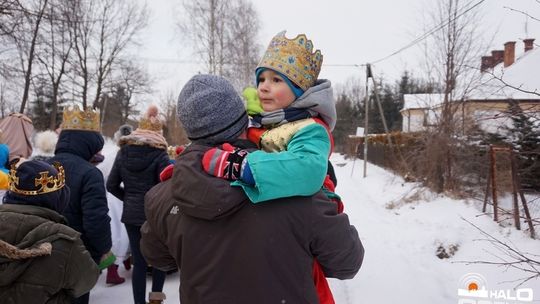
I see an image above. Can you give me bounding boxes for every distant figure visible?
[0,160,99,303]
[32,130,59,162]
[113,124,133,143]
[89,149,127,286]
[0,113,34,162]
[0,143,9,196]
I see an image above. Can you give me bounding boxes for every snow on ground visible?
[90,141,540,303]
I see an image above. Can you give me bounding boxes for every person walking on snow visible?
[141,74,364,304]
[48,106,113,304]
[107,105,169,304]
[201,31,342,304]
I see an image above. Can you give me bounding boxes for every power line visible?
[135,56,367,68]
[370,0,486,65]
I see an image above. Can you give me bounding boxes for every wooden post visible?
[518,191,536,239]
[489,146,499,222]
[363,64,371,178]
[509,150,521,230]
[511,150,536,239]
[482,148,491,213]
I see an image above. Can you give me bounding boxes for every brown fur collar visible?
[119,136,167,150]
[0,239,52,259]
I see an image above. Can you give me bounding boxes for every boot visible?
[123,256,132,270]
[148,292,166,304]
[106,264,125,285]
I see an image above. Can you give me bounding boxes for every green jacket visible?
[235,121,330,203]
[0,204,99,304]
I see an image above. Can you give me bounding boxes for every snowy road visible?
[91,151,540,303]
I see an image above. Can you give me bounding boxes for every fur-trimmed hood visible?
[118,129,168,150]
[0,240,52,260]
[0,204,80,286]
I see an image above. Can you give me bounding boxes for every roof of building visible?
[402,94,446,111]
[467,46,540,100]
[402,43,540,111]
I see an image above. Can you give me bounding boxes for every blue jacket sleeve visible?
[81,168,112,257]
[234,123,330,203]
[155,151,171,181]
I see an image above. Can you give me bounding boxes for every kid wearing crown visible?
[0,160,99,303]
[201,31,342,304]
[49,105,113,304]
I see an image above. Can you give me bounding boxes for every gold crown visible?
[61,105,101,132]
[167,146,176,159]
[8,162,66,196]
[257,31,323,91]
[138,117,162,132]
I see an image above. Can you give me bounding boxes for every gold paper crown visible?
[138,117,163,132]
[61,105,101,132]
[257,31,323,91]
[167,146,177,159]
[8,162,66,196]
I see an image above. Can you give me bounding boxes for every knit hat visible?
[138,105,163,132]
[177,74,248,145]
[118,124,133,136]
[4,160,70,213]
[113,124,133,144]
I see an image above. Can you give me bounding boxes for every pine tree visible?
[506,101,540,190]
[31,82,65,131]
[334,93,361,152]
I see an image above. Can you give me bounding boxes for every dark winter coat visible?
[0,204,99,304]
[106,143,170,226]
[140,144,364,304]
[49,130,111,262]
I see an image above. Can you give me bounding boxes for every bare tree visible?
[221,0,261,90]
[459,218,540,288]
[176,0,261,90]
[161,90,188,146]
[419,0,487,192]
[68,0,148,110]
[2,0,50,113]
[103,59,152,124]
[36,0,73,129]
[178,0,228,75]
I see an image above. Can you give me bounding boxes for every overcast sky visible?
[132,0,540,103]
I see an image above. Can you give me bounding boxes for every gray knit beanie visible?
[177,74,248,145]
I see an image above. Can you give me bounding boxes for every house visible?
[401,93,445,132]
[400,38,540,134]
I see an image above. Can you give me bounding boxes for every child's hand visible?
[202,143,252,182]
[243,87,263,116]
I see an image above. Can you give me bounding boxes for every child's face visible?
[257,70,296,112]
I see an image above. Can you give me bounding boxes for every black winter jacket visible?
[49,130,111,262]
[141,144,364,304]
[106,143,170,226]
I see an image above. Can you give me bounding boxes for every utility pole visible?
[363,64,372,178]
[370,66,393,147]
